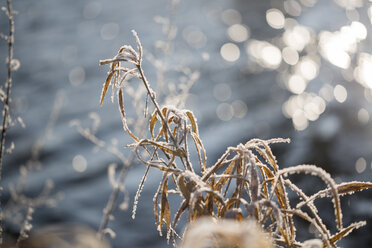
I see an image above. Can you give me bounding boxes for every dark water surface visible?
[1,0,371,247]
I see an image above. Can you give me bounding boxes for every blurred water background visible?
[0,0,371,247]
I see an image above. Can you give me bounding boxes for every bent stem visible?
[135,53,192,171]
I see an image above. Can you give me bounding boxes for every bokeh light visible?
[333,84,347,103]
[72,154,87,172]
[296,56,319,81]
[183,26,207,48]
[221,9,242,25]
[246,40,282,69]
[266,9,285,29]
[282,47,299,65]
[368,6,372,24]
[355,157,367,174]
[227,24,250,43]
[232,100,248,118]
[357,108,369,124]
[334,0,363,10]
[282,93,326,130]
[319,22,366,69]
[299,0,318,7]
[224,1,372,132]
[354,53,372,89]
[220,43,240,62]
[283,24,311,52]
[100,22,120,40]
[284,0,302,16]
[69,67,85,86]
[216,103,234,121]
[287,74,307,94]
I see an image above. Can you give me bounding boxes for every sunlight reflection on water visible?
[216,0,372,131]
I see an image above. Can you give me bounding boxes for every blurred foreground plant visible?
[1,1,60,246]
[99,31,372,248]
[0,0,16,244]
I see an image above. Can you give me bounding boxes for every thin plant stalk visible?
[97,153,135,239]
[136,55,192,172]
[0,0,15,180]
[0,0,15,244]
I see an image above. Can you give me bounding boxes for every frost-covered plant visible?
[99,31,372,248]
[0,0,16,172]
[0,0,17,243]
[72,1,197,239]
[1,1,60,245]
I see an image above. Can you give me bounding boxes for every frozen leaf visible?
[150,111,158,139]
[185,111,198,135]
[330,221,366,244]
[160,180,171,235]
[100,70,115,105]
[118,88,139,141]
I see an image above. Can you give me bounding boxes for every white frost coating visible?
[132,166,150,219]
[273,165,343,230]
[108,163,117,188]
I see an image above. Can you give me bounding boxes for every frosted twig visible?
[98,153,136,240]
[0,1,16,243]
[270,165,342,230]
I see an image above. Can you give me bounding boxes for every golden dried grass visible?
[99,31,372,248]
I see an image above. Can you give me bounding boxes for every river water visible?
[0,0,371,247]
